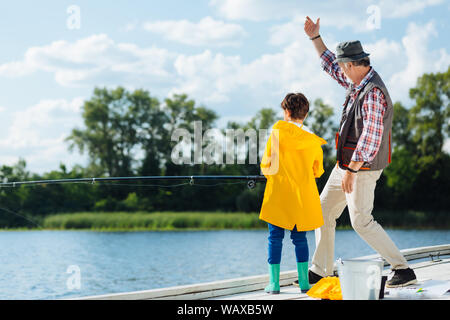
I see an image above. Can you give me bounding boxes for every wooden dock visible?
[77,244,450,300]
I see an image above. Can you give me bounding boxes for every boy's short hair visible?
[281,93,309,120]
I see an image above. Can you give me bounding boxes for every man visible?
[301,16,417,287]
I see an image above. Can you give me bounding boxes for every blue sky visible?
[0,0,448,173]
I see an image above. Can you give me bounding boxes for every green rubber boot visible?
[264,264,280,294]
[297,262,311,293]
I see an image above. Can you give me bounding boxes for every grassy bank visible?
[42,211,267,231]
[4,209,448,231]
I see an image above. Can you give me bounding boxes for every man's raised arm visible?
[304,17,327,57]
[304,16,350,89]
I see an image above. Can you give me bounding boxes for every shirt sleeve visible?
[320,49,351,89]
[351,87,387,163]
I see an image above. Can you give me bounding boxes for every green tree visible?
[245,108,279,174]
[163,94,218,176]
[382,67,450,211]
[407,67,450,210]
[379,102,419,208]
[391,102,413,151]
[129,89,167,177]
[66,87,143,177]
[409,66,449,159]
[223,108,279,212]
[0,160,33,227]
[162,94,220,210]
[309,98,338,160]
[308,99,338,192]
[66,87,168,205]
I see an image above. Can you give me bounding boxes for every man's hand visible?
[304,16,320,38]
[304,16,327,56]
[341,161,364,193]
[342,170,356,194]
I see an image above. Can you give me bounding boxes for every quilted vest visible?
[335,71,393,171]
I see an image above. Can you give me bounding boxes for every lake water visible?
[0,229,448,300]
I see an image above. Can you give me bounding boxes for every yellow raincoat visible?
[259,120,327,231]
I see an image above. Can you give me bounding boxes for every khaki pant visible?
[310,164,409,277]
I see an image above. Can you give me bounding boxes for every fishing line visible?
[93,180,248,188]
[0,181,247,188]
[0,206,43,229]
[0,176,264,189]
[0,181,93,189]
[93,182,192,188]
[191,181,249,187]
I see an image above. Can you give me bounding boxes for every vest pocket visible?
[343,141,357,150]
[341,142,356,166]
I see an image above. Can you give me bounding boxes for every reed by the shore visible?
[1,209,447,231]
[41,211,267,231]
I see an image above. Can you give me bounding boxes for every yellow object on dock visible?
[307,277,342,300]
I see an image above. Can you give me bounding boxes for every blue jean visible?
[267,223,308,264]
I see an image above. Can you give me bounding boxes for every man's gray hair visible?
[352,57,370,67]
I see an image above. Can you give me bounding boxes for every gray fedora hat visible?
[334,40,370,63]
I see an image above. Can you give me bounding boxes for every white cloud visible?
[268,17,449,105]
[0,98,86,172]
[211,0,445,20]
[143,16,247,47]
[0,31,338,111]
[172,50,242,103]
[0,20,448,128]
[268,16,304,46]
[210,0,371,32]
[363,38,405,80]
[268,15,342,46]
[0,34,174,88]
[210,0,446,32]
[386,21,450,103]
[379,0,445,18]
[239,39,341,107]
[3,98,83,148]
[209,0,299,21]
[170,33,342,116]
[0,60,35,77]
[121,21,139,32]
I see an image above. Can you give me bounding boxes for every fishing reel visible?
[247,179,256,189]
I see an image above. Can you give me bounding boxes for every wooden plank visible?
[153,283,265,300]
[221,258,450,301]
[413,259,450,282]
[244,287,310,301]
[78,271,297,300]
[150,274,298,300]
[382,258,450,300]
[76,244,450,300]
[355,244,450,266]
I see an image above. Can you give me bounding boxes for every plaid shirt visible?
[320,49,387,163]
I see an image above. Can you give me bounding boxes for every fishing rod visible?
[0,175,267,189]
[0,175,267,228]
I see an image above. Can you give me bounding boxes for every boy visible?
[260,93,326,293]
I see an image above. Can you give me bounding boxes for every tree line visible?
[0,67,448,228]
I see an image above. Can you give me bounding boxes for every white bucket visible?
[337,258,384,300]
